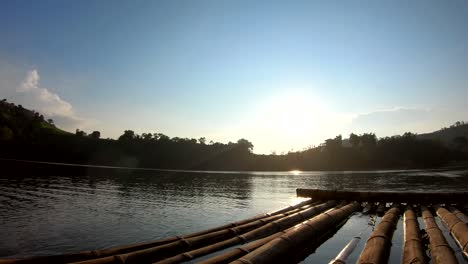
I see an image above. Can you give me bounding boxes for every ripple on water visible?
[0,168,467,261]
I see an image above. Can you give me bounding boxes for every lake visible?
[1,161,467,263]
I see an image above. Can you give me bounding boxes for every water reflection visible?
[0,161,467,258]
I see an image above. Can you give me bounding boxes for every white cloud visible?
[346,106,445,137]
[18,69,39,92]
[13,69,95,131]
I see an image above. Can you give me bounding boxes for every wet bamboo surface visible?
[199,202,353,264]
[229,202,361,264]
[328,236,361,264]
[435,206,468,258]
[297,189,468,203]
[402,206,426,264]
[421,206,458,264]
[357,205,401,263]
[153,201,336,264]
[450,206,468,223]
[69,201,336,264]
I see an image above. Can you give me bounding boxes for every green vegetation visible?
[1,99,467,170]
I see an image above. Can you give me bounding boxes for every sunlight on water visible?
[289,196,310,206]
[0,166,467,262]
[290,170,301,175]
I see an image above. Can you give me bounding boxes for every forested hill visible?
[417,122,468,146]
[0,99,70,140]
[1,99,467,171]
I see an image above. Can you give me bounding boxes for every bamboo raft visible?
[1,189,467,264]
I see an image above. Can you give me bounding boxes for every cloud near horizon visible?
[14,69,95,131]
[346,106,446,137]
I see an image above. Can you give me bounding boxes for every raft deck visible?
[0,189,467,264]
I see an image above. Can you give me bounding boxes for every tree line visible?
[1,99,467,171]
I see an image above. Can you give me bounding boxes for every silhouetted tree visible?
[118,130,136,141]
[76,129,87,137]
[1,100,466,171]
[90,131,101,139]
[349,133,360,148]
[198,137,206,145]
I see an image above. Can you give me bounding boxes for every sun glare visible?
[243,91,353,153]
[290,170,301,175]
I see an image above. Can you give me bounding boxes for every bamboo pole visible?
[449,206,468,224]
[153,201,337,264]
[297,189,468,203]
[196,231,286,264]
[435,206,468,258]
[0,199,317,264]
[229,202,361,264]
[402,206,426,264]
[356,205,401,263]
[328,236,361,264]
[69,201,336,264]
[199,205,355,264]
[421,206,457,264]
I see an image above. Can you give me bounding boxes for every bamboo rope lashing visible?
[196,230,287,264]
[153,201,337,264]
[296,189,468,203]
[421,206,457,264]
[229,202,361,264]
[449,207,468,224]
[402,206,427,264]
[435,206,468,258]
[199,203,357,264]
[0,200,318,264]
[71,201,336,264]
[356,205,401,263]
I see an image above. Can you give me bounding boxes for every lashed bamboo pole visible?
[297,189,468,203]
[435,206,468,258]
[356,205,401,263]
[196,230,286,264]
[153,201,337,264]
[0,199,317,264]
[70,201,336,264]
[402,206,426,264]
[199,206,354,264]
[449,206,468,224]
[421,206,457,264]
[229,202,360,264]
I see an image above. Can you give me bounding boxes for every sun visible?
[260,93,319,139]
[245,90,350,153]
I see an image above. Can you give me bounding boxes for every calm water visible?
[1,162,467,263]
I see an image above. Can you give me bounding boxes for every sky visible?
[0,0,467,154]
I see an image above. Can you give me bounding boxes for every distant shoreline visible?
[2,157,467,175]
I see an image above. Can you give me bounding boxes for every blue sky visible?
[1,0,467,153]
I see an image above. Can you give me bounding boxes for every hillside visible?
[0,99,70,140]
[417,122,468,147]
